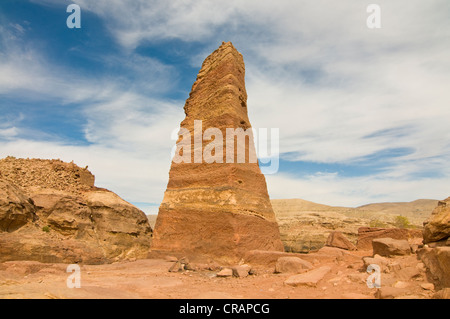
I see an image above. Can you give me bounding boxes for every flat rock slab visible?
[275,257,313,274]
[232,265,251,278]
[217,268,233,277]
[326,231,357,251]
[284,266,331,287]
[375,287,408,299]
[372,238,411,257]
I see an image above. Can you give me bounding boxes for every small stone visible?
[168,261,183,273]
[325,231,357,251]
[416,262,426,271]
[393,281,410,289]
[395,266,421,281]
[232,265,251,278]
[421,283,435,290]
[165,256,178,262]
[284,266,331,287]
[217,268,233,277]
[274,257,313,274]
[375,287,408,299]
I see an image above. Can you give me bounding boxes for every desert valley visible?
[0,42,449,300]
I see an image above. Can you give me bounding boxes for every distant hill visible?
[353,199,438,224]
[271,198,438,253]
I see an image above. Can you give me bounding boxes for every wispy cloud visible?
[1,0,449,208]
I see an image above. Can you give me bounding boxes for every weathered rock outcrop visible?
[356,227,422,250]
[325,231,357,251]
[418,197,450,289]
[423,197,450,244]
[151,42,284,262]
[0,157,152,264]
[372,238,411,257]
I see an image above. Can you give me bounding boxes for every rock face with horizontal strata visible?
[0,157,152,264]
[151,42,284,262]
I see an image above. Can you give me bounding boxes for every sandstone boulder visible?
[217,268,233,277]
[372,238,411,257]
[362,254,389,270]
[232,265,252,278]
[325,231,357,251]
[423,198,450,244]
[0,180,36,232]
[357,227,422,250]
[274,257,313,274]
[417,247,450,288]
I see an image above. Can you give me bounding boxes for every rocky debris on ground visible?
[375,286,408,299]
[362,254,389,271]
[417,247,450,289]
[0,243,443,299]
[216,268,233,277]
[372,238,411,257]
[355,235,441,299]
[417,197,450,293]
[0,156,95,195]
[0,157,152,264]
[325,231,357,251]
[232,265,252,278]
[274,256,313,274]
[284,266,331,287]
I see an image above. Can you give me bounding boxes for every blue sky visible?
[1,0,449,213]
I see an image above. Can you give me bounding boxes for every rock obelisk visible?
[151,42,284,262]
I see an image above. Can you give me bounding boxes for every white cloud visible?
[2,0,449,208]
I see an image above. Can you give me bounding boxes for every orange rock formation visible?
[151,42,284,262]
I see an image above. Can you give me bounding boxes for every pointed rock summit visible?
[151,42,284,262]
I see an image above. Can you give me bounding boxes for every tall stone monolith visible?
[151,42,284,263]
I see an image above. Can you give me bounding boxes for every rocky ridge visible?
[272,198,436,252]
[0,157,152,264]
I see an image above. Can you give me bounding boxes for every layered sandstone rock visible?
[423,197,450,244]
[325,231,357,251]
[151,42,284,262]
[372,238,411,257]
[0,157,152,264]
[419,197,450,289]
[356,227,422,250]
[418,247,450,289]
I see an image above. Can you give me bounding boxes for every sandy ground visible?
[0,249,435,299]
